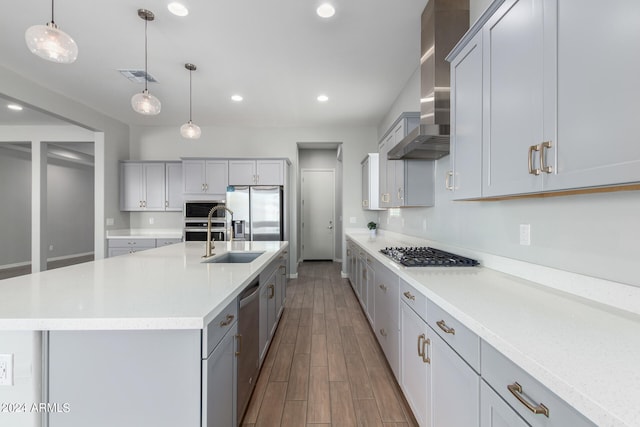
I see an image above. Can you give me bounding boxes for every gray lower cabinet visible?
[107,237,182,257]
[48,330,202,427]
[259,264,278,364]
[373,262,400,380]
[481,341,595,427]
[480,380,530,427]
[202,322,238,427]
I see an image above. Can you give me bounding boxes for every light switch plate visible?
[0,353,13,386]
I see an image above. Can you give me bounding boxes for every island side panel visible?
[48,329,201,427]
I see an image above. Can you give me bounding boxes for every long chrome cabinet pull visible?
[436,320,455,335]
[403,291,415,301]
[528,144,541,175]
[507,382,549,417]
[540,141,553,173]
[219,314,235,327]
[235,334,242,356]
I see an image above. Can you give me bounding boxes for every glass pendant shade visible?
[25,22,78,64]
[131,89,161,115]
[180,120,202,139]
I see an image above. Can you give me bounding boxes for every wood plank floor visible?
[243,261,418,427]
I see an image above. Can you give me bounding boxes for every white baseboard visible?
[288,273,298,279]
[341,272,349,279]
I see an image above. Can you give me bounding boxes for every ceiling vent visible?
[118,69,158,84]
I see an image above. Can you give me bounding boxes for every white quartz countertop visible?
[346,230,640,427]
[0,241,287,331]
[106,228,183,239]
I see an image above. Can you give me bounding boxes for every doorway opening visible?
[296,143,343,263]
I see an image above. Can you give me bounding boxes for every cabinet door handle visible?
[268,284,275,299]
[379,284,387,292]
[398,187,403,201]
[540,141,553,173]
[201,183,204,191]
[445,171,454,191]
[362,200,368,207]
[507,382,549,417]
[436,319,455,335]
[219,314,235,327]
[528,144,541,175]
[421,336,431,364]
[139,201,143,208]
[379,328,387,337]
[235,334,242,356]
[417,333,425,357]
[165,200,169,208]
[256,174,259,183]
[403,291,415,301]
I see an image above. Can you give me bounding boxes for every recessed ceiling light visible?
[316,3,335,18]
[168,2,189,17]
[317,95,329,102]
[231,95,243,102]
[7,104,23,111]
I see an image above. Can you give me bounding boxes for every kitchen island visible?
[0,241,288,427]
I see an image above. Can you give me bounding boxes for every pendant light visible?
[131,9,161,116]
[180,63,201,139]
[25,0,78,64]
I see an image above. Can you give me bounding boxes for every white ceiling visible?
[0,0,426,128]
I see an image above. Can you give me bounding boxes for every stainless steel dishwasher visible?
[237,278,260,424]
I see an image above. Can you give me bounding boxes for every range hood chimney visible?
[388,0,469,160]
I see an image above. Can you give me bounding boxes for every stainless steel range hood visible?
[388,0,469,160]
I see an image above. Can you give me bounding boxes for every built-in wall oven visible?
[183,200,227,242]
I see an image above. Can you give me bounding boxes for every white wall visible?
[0,148,94,267]
[47,158,94,260]
[298,148,344,261]
[129,125,379,274]
[374,0,640,288]
[0,147,31,266]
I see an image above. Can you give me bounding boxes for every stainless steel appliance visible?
[237,279,260,424]
[380,246,478,267]
[183,200,228,242]
[226,186,284,241]
[387,0,469,160]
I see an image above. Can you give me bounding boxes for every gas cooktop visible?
[380,246,479,267]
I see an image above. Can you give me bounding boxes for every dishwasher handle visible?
[239,280,260,308]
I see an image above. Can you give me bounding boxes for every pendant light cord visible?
[51,0,55,24]
[144,17,148,92]
[189,69,193,121]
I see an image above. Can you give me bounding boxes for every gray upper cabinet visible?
[182,159,228,197]
[546,0,640,191]
[165,162,183,211]
[450,0,640,198]
[378,113,434,207]
[361,154,383,210]
[448,31,483,200]
[229,159,285,186]
[120,162,166,211]
[482,0,551,197]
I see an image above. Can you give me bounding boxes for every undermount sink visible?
[202,251,265,264]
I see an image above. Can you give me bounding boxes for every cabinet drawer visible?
[399,279,427,322]
[374,308,400,380]
[108,238,156,249]
[481,341,596,427]
[427,300,480,372]
[203,299,238,358]
[156,238,182,247]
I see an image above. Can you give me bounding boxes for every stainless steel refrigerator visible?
[226,186,284,241]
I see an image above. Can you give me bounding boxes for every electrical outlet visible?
[519,224,531,246]
[149,217,155,225]
[349,217,356,224]
[49,245,54,251]
[0,353,13,386]
[106,218,115,226]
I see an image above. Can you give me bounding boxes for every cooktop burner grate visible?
[380,246,479,267]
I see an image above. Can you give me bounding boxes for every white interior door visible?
[301,169,335,260]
